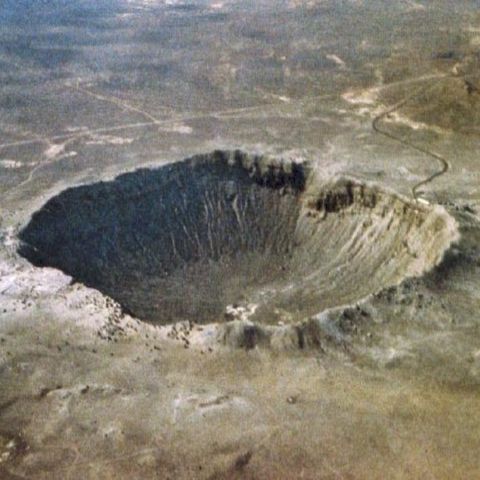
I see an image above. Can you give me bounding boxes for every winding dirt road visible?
[372,76,452,199]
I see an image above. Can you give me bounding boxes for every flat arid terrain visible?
[1,1,480,478]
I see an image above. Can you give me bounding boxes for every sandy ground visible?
[2,0,480,478]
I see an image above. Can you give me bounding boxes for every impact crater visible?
[18,150,457,325]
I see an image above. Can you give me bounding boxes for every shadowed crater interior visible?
[18,150,457,325]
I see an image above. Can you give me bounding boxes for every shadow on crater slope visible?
[18,150,457,326]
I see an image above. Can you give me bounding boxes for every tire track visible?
[65,82,163,124]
